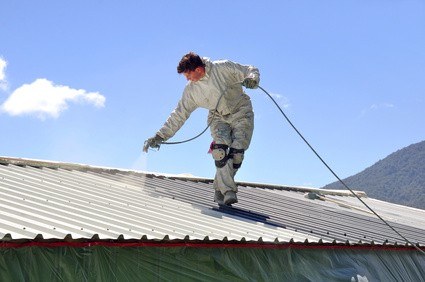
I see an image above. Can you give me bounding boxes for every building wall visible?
[1,243,424,281]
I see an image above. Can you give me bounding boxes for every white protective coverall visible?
[156,57,260,196]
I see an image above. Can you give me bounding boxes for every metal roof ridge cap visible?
[235,180,367,198]
[147,171,212,181]
[0,156,147,175]
[0,156,213,181]
[367,197,425,212]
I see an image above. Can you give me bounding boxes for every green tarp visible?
[0,243,424,281]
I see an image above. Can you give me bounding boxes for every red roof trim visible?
[0,241,421,251]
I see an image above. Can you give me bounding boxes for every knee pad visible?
[211,143,229,168]
[229,148,244,169]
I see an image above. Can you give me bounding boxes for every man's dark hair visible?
[177,52,205,73]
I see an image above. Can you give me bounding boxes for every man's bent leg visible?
[218,107,254,204]
[214,159,238,205]
[210,118,234,203]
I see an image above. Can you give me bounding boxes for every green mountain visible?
[323,140,425,210]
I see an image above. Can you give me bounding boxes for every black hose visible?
[258,85,425,255]
[157,82,424,254]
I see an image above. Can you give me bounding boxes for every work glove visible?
[242,77,258,89]
[143,134,164,152]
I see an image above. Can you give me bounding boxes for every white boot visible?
[224,191,238,205]
[214,190,224,205]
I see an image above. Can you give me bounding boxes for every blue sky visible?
[1,1,424,188]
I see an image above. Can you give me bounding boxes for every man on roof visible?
[143,52,259,206]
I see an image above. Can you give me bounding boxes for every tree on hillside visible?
[323,140,425,210]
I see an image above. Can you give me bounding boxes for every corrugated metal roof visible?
[1,156,425,247]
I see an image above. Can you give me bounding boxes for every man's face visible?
[183,67,205,82]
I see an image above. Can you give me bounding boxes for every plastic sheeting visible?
[1,243,424,281]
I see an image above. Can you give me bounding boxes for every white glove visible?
[143,134,163,152]
[242,77,258,89]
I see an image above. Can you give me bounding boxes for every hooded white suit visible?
[156,57,260,196]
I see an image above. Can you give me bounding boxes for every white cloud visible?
[0,78,105,119]
[359,103,395,118]
[369,103,394,110]
[0,57,7,91]
[271,92,291,109]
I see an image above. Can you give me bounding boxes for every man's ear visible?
[195,66,205,74]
